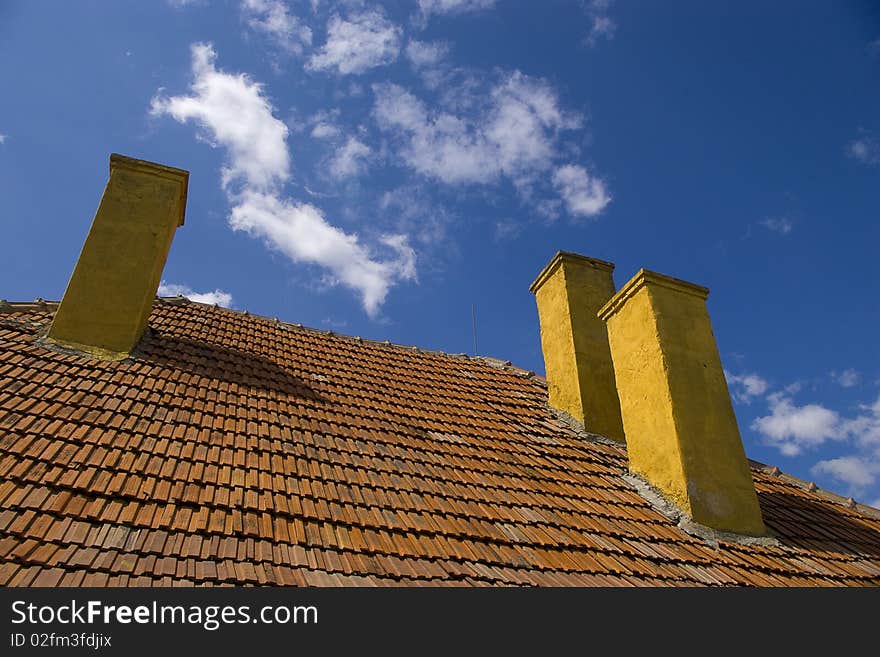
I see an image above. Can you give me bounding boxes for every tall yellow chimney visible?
[598,269,765,536]
[529,252,625,442]
[47,154,188,358]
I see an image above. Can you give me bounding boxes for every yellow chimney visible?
[47,154,189,358]
[598,269,765,536]
[529,252,625,442]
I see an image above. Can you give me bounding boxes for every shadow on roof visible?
[136,329,322,401]
[759,489,880,557]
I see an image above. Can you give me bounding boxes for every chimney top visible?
[109,153,189,227]
[598,269,709,322]
[529,251,615,294]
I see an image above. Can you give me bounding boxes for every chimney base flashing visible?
[37,334,131,362]
[547,405,625,448]
[622,473,777,546]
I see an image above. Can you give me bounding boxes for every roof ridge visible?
[1,295,549,383]
[0,299,59,313]
[154,295,546,381]
[748,459,880,517]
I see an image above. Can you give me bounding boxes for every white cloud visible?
[760,217,794,235]
[151,43,415,316]
[748,381,880,500]
[241,0,312,55]
[832,368,861,388]
[489,73,580,177]
[725,370,770,404]
[751,394,842,456]
[848,134,880,165]
[753,391,880,458]
[311,122,340,139]
[812,456,879,490]
[158,282,234,307]
[417,0,495,20]
[0,134,6,144]
[585,0,616,47]
[308,109,341,139]
[373,72,584,194]
[328,136,371,179]
[373,74,607,219]
[308,10,401,75]
[150,43,290,192]
[843,396,880,448]
[405,39,450,68]
[810,396,880,496]
[230,191,415,315]
[551,164,610,218]
[374,82,496,184]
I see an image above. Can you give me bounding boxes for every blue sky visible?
[1,1,878,507]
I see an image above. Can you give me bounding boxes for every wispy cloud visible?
[585,0,616,47]
[308,109,341,139]
[151,43,415,316]
[405,39,452,88]
[847,132,880,165]
[241,0,312,56]
[308,9,401,75]
[372,72,605,218]
[311,122,340,139]
[832,368,860,388]
[417,0,495,23]
[158,281,234,307]
[405,39,450,68]
[493,219,523,242]
[0,134,6,144]
[760,216,794,235]
[725,370,770,404]
[328,136,371,179]
[378,186,455,248]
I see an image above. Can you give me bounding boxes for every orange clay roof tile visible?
[0,300,879,586]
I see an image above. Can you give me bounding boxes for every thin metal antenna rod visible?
[471,304,478,356]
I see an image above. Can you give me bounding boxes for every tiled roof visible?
[1,299,879,587]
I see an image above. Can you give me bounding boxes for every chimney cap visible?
[109,153,189,227]
[529,251,615,294]
[597,268,709,322]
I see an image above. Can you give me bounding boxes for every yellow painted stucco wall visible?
[531,252,624,442]
[47,154,188,358]
[599,270,765,535]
